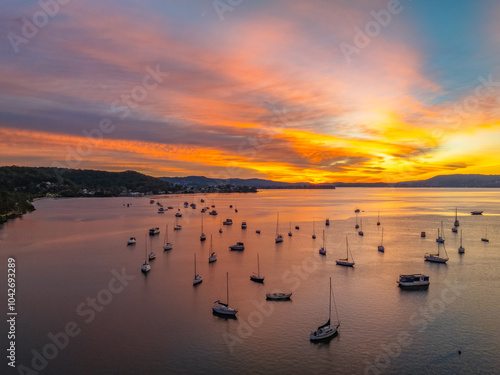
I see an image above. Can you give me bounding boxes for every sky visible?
[1,0,500,183]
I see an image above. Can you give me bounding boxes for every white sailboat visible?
[163,225,173,251]
[319,229,326,255]
[212,272,238,316]
[209,235,217,263]
[148,235,156,260]
[174,216,182,230]
[336,237,355,267]
[312,221,316,239]
[250,253,264,283]
[141,235,151,273]
[378,227,385,252]
[310,277,340,341]
[424,242,448,263]
[193,253,203,285]
[454,207,459,227]
[481,228,489,242]
[200,214,206,241]
[275,213,283,243]
[436,221,445,243]
[458,229,465,253]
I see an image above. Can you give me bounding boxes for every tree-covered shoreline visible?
[0,166,257,223]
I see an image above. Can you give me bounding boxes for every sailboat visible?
[174,216,182,230]
[310,277,340,341]
[219,218,223,233]
[212,272,238,316]
[458,229,465,253]
[436,221,445,243]
[250,253,264,283]
[148,236,156,260]
[209,235,217,263]
[288,222,293,237]
[378,227,385,252]
[355,212,359,229]
[336,237,355,266]
[275,213,283,243]
[377,211,380,226]
[193,253,203,285]
[141,235,151,273]
[200,214,206,241]
[319,230,326,255]
[481,228,489,242]
[312,221,316,239]
[424,242,449,263]
[454,207,459,227]
[163,225,172,251]
[358,218,364,236]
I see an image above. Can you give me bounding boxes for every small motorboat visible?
[175,212,182,217]
[397,274,430,288]
[223,219,233,225]
[149,227,160,236]
[127,237,136,245]
[229,242,245,251]
[209,210,218,216]
[266,292,292,301]
[241,221,247,229]
[471,211,483,215]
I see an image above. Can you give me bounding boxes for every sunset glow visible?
[1,0,500,182]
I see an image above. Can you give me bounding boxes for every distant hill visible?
[161,174,500,188]
[394,174,500,188]
[159,176,336,189]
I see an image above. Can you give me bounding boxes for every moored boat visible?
[266,292,292,301]
[397,274,430,288]
[212,272,238,317]
[310,277,340,341]
[229,242,245,251]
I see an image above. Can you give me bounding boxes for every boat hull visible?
[250,275,264,283]
[266,293,292,301]
[310,325,339,341]
[336,260,354,267]
[424,255,448,263]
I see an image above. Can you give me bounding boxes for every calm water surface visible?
[1,188,499,374]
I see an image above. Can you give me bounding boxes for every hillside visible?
[160,176,336,189]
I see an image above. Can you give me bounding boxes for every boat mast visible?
[226,272,229,305]
[194,253,196,277]
[460,229,462,247]
[329,277,332,323]
[144,234,148,263]
[257,254,260,277]
[381,227,384,246]
[276,213,279,235]
[346,237,349,259]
